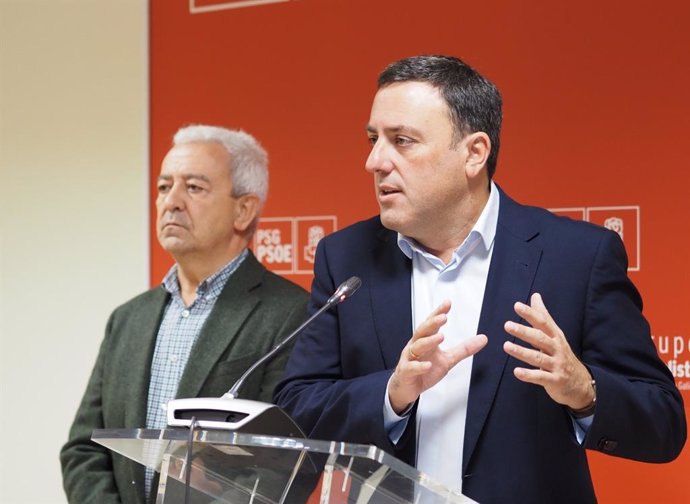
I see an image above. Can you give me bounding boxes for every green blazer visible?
[60,252,308,504]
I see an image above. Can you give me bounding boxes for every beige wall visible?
[0,1,148,502]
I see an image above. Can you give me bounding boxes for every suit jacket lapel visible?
[124,288,168,428]
[463,189,543,472]
[369,224,413,369]
[175,252,264,399]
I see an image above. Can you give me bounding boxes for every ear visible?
[463,132,491,180]
[233,194,261,233]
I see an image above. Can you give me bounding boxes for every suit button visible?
[597,438,618,452]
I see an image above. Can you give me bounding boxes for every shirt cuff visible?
[571,413,594,444]
[383,376,413,444]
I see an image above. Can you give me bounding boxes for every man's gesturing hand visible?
[503,293,594,410]
[388,300,488,414]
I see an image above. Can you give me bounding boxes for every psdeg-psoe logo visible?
[253,216,337,274]
[549,205,640,271]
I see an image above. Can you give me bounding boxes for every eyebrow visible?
[157,173,211,183]
[365,124,424,137]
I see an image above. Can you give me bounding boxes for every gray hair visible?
[173,124,269,209]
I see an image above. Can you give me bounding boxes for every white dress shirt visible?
[383,183,593,494]
[386,182,499,494]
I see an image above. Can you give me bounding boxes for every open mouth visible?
[379,184,401,196]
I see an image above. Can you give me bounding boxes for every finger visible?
[504,320,555,354]
[401,359,433,375]
[514,293,555,335]
[411,300,451,343]
[512,366,553,386]
[527,293,554,329]
[446,334,488,365]
[531,292,546,310]
[503,340,552,370]
[408,333,444,361]
[432,299,452,316]
[411,314,447,346]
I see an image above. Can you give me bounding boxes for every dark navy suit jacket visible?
[274,188,685,504]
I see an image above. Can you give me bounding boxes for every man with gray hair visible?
[61,125,308,504]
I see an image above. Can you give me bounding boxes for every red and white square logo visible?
[253,215,337,275]
[295,217,337,274]
[253,218,294,274]
[587,206,640,271]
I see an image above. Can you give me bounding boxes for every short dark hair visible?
[378,55,503,179]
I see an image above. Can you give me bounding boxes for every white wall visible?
[0,1,148,502]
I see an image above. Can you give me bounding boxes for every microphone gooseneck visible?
[223,276,361,399]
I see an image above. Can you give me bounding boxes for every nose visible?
[365,138,393,174]
[158,182,185,212]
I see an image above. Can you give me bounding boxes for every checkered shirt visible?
[144,249,248,497]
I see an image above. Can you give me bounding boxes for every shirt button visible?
[181,309,190,318]
[170,354,178,363]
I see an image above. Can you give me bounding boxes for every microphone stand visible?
[166,276,362,435]
[224,276,361,399]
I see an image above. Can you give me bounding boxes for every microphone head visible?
[327,276,362,306]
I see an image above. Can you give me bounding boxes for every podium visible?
[92,428,477,504]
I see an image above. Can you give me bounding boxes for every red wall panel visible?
[150,1,690,501]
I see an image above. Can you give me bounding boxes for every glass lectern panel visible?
[92,428,477,504]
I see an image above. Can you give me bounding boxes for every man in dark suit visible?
[274,56,686,504]
[61,125,308,504]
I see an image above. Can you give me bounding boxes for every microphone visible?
[224,275,362,400]
[325,275,362,307]
[166,276,361,434]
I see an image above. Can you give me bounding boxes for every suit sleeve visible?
[274,238,409,457]
[581,230,686,461]
[59,313,123,504]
